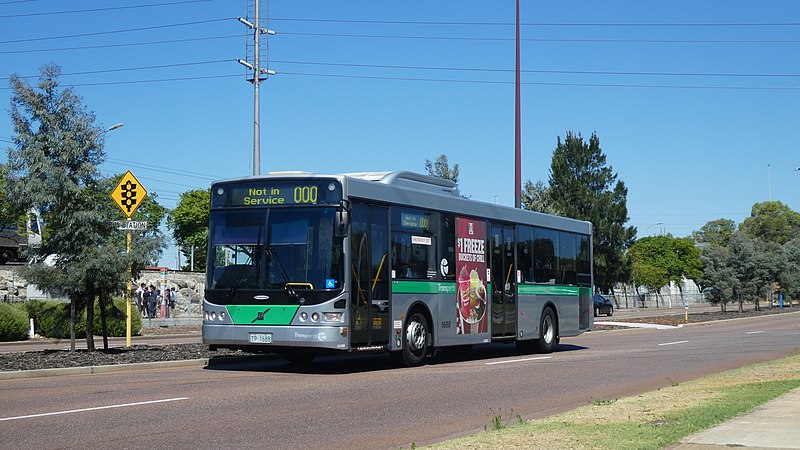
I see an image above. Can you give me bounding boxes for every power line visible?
[273,60,800,78]
[269,17,800,27]
[0,0,214,19]
[105,157,218,180]
[2,60,232,81]
[0,35,239,55]
[2,70,798,91]
[279,71,800,91]
[280,31,800,45]
[0,18,232,44]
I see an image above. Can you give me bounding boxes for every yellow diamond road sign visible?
[111,170,147,219]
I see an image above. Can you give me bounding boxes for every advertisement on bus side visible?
[455,217,488,334]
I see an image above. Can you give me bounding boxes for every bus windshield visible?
[208,208,343,304]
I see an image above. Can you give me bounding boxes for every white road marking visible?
[746,331,765,335]
[0,397,188,422]
[658,340,689,346]
[486,356,551,365]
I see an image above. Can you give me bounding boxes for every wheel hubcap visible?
[406,320,426,351]
[542,315,554,344]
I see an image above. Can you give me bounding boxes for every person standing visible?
[147,285,158,319]
[135,283,146,318]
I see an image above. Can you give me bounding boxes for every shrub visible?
[0,302,29,341]
[93,297,142,337]
[26,300,86,339]
[26,298,142,339]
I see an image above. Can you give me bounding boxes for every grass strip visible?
[426,354,800,450]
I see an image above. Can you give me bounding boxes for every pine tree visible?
[548,131,636,292]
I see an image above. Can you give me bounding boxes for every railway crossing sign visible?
[110,170,148,219]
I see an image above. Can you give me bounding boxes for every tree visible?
[168,189,210,271]
[521,180,561,215]
[628,235,694,307]
[692,218,736,247]
[740,201,800,245]
[5,64,149,351]
[698,238,736,311]
[547,131,636,292]
[424,154,460,184]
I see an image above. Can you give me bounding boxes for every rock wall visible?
[0,266,206,318]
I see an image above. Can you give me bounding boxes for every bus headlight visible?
[323,312,343,323]
[299,312,308,322]
[311,312,320,322]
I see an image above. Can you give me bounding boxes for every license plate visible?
[249,333,272,344]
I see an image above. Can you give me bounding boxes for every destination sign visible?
[213,180,342,208]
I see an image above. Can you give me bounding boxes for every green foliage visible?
[693,218,736,247]
[25,299,140,338]
[0,302,29,341]
[546,131,636,291]
[698,242,736,306]
[521,180,561,215]
[168,189,210,271]
[26,300,86,339]
[93,297,142,337]
[5,64,151,350]
[629,235,702,299]
[740,201,800,245]
[425,154,460,184]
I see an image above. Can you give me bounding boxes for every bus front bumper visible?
[202,323,350,351]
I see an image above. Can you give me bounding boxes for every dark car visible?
[593,294,614,317]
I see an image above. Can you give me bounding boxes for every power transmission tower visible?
[237,0,275,176]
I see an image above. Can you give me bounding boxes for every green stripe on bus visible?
[392,280,456,294]
[227,305,300,325]
[517,285,592,296]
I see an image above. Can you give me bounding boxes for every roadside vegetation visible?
[426,354,800,450]
[0,299,141,341]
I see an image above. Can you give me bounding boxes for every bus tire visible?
[534,307,557,354]
[284,351,317,365]
[396,311,430,367]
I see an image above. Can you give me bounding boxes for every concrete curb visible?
[0,358,209,380]
[594,321,681,329]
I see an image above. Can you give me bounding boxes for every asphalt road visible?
[1,313,798,450]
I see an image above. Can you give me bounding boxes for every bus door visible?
[350,203,390,348]
[490,223,516,337]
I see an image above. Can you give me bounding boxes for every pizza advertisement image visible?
[455,217,488,335]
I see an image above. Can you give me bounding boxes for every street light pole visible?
[644,222,663,236]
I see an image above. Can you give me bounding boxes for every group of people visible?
[135,283,177,319]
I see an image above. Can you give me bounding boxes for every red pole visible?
[514,0,522,209]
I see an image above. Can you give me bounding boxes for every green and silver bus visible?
[203,171,593,366]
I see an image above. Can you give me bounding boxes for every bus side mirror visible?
[335,201,350,238]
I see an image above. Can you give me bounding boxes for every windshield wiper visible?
[265,245,303,303]
[225,224,264,301]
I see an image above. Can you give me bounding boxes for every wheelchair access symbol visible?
[110,170,148,219]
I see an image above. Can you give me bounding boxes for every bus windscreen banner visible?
[455,217,488,334]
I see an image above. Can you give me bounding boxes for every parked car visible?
[593,294,614,317]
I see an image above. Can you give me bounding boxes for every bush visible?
[26,298,142,339]
[0,302,29,341]
[26,300,85,339]
[93,297,142,337]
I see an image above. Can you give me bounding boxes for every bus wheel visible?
[397,311,430,367]
[284,351,317,365]
[534,307,557,354]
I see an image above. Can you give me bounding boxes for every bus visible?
[0,210,42,264]
[203,171,593,366]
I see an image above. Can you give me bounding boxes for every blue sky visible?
[2,0,799,269]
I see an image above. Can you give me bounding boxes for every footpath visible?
[668,387,800,449]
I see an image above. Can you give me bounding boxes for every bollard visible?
[28,318,34,338]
